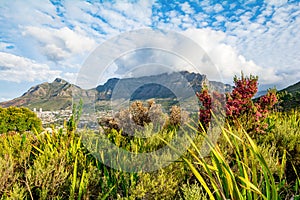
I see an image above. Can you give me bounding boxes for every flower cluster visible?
[197,74,278,134]
[196,89,212,129]
[196,88,225,130]
[226,74,258,117]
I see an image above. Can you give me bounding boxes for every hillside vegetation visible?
[277,81,300,111]
[0,74,299,199]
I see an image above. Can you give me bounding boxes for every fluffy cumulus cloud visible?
[22,26,96,62]
[182,28,281,84]
[88,27,277,88]
[106,27,280,86]
[0,52,61,82]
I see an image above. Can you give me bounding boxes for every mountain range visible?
[1,71,299,111]
[0,71,232,111]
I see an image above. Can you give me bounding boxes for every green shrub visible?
[179,182,208,200]
[0,107,42,133]
[0,132,34,199]
[129,162,187,200]
[259,110,300,194]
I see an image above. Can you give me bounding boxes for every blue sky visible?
[0,0,299,101]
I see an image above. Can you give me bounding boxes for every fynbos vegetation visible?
[0,74,299,199]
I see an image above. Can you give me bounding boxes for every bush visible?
[197,73,277,135]
[0,107,42,133]
[100,100,189,135]
[259,111,300,191]
[0,132,34,199]
[172,124,295,200]
[179,182,208,200]
[129,163,186,200]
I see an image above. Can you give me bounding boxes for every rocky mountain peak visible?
[53,78,67,84]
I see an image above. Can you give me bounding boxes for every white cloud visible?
[223,2,300,88]
[23,26,96,62]
[0,1,60,27]
[61,72,78,84]
[266,0,288,7]
[0,52,61,82]
[182,28,281,85]
[62,0,153,37]
[180,2,194,14]
[85,27,280,88]
[214,4,224,13]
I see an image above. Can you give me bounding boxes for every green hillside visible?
[277,81,300,111]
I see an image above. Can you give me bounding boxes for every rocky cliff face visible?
[22,78,73,98]
[95,71,232,101]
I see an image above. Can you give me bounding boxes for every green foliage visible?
[0,110,299,199]
[0,106,42,133]
[0,128,106,199]
[0,132,34,199]
[165,126,285,199]
[166,113,299,200]
[258,110,300,196]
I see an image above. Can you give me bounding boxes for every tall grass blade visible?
[70,155,78,200]
[182,157,215,200]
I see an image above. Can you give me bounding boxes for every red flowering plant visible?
[196,85,226,131]
[196,88,211,129]
[197,73,278,135]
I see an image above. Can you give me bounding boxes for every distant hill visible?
[280,81,300,94]
[277,81,300,111]
[0,71,232,111]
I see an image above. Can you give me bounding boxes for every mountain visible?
[0,71,232,111]
[96,71,232,101]
[0,78,94,110]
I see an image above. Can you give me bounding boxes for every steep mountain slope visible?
[0,78,94,110]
